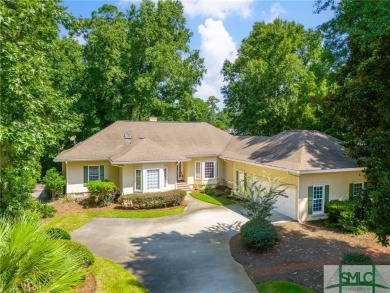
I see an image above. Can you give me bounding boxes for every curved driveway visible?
[72,196,259,293]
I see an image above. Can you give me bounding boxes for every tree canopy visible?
[222,19,331,136]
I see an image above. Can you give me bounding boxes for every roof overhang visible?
[54,157,108,162]
[109,158,191,164]
[297,167,364,174]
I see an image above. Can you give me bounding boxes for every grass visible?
[191,192,236,206]
[43,206,185,232]
[256,280,317,293]
[90,256,149,293]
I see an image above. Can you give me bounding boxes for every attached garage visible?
[274,187,296,219]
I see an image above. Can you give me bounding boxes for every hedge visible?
[59,240,95,267]
[45,227,71,240]
[240,219,279,249]
[119,190,186,209]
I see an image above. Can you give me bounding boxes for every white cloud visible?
[262,2,286,23]
[196,18,237,105]
[184,0,253,19]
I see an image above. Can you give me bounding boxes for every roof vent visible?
[124,133,132,139]
[149,116,157,122]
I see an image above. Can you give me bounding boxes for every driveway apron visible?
[71,196,258,293]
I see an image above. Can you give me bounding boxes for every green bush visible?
[325,200,368,234]
[85,180,118,207]
[240,219,279,249]
[119,190,186,209]
[342,253,374,265]
[60,240,95,267]
[38,203,56,218]
[43,168,66,199]
[46,227,71,240]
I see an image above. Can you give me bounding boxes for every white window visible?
[146,169,160,190]
[204,162,215,179]
[353,182,364,197]
[164,168,168,188]
[195,161,201,180]
[135,169,142,191]
[88,166,99,181]
[313,185,324,213]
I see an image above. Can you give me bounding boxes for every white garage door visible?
[274,187,296,219]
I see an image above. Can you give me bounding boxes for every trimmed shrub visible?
[342,253,374,265]
[240,219,279,249]
[43,168,66,199]
[38,203,56,218]
[60,240,95,267]
[119,190,186,209]
[325,200,368,234]
[46,228,71,240]
[85,180,118,207]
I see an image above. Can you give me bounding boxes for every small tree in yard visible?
[85,180,118,207]
[43,168,66,199]
[238,174,288,221]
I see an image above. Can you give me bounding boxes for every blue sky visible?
[62,0,334,105]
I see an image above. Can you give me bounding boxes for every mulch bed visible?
[76,272,97,293]
[230,221,390,292]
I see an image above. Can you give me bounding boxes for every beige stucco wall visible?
[66,160,120,193]
[185,157,220,188]
[122,162,176,195]
[299,170,365,221]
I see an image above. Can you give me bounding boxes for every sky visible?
[62,0,334,106]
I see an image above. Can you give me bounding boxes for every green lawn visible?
[190,192,236,206]
[90,256,149,293]
[43,206,185,232]
[256,280,317,293]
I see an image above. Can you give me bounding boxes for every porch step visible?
[176,181,192,191]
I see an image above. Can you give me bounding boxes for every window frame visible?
[146,168,160,191]
[134,168,142,192]
[195,161,201,180]
[312,185,325,214]
[164,168,168,188]
[353,182,364,197]
[88,165,100,182]
[203,161,216,179]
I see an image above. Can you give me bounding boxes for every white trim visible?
[312,184,325,214]
[134,168,142,192]
[219,157,363,174]
[112,159,191,164]
[203,161,216,179]
[195,161,201,180]
[164,167,168,188]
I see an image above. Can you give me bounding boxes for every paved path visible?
[72,196,290,293]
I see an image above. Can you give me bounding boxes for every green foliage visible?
[60,240,95,267]
[318,0,390,245]
[45,227,71,240]
[240,219,279,249]
[222,18,331,136]
[0,217,85,292]
[341,253,374,265]
[239,175,287,221]
[325,200,368,234]
[257,280,317,293]
[85,180,118,207]
[119,190,186,209]
[43,168,66,199]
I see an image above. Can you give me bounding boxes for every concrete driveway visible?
[72,196,289,293]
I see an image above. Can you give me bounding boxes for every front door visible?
[177,162,183,181]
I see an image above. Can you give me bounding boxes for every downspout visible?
[65,161,69,194]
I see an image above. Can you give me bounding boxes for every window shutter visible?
[99,165,104,180]
[236,170,239,190]
[325,185,329,203]
[349,183,353,200]
[244,173,247,191]
[83,166,88,184]
[308,186,313,215]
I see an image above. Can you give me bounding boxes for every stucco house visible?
[54,120,365,221]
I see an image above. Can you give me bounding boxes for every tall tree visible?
[222,19,331,136]
[318,0,390,245]
[0,0,79,199]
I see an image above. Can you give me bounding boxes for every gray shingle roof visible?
[54,122,359,171]
[221,130,358,171]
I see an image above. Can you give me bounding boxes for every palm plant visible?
[0,217,86,292]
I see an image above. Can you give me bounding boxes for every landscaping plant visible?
[85,180,118,207]
[60,240,95,267]
[43,168,66,199]
[119,190,186,209]
[0,217,85,292]
[45,227,71,240]
[240,219,280,249]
